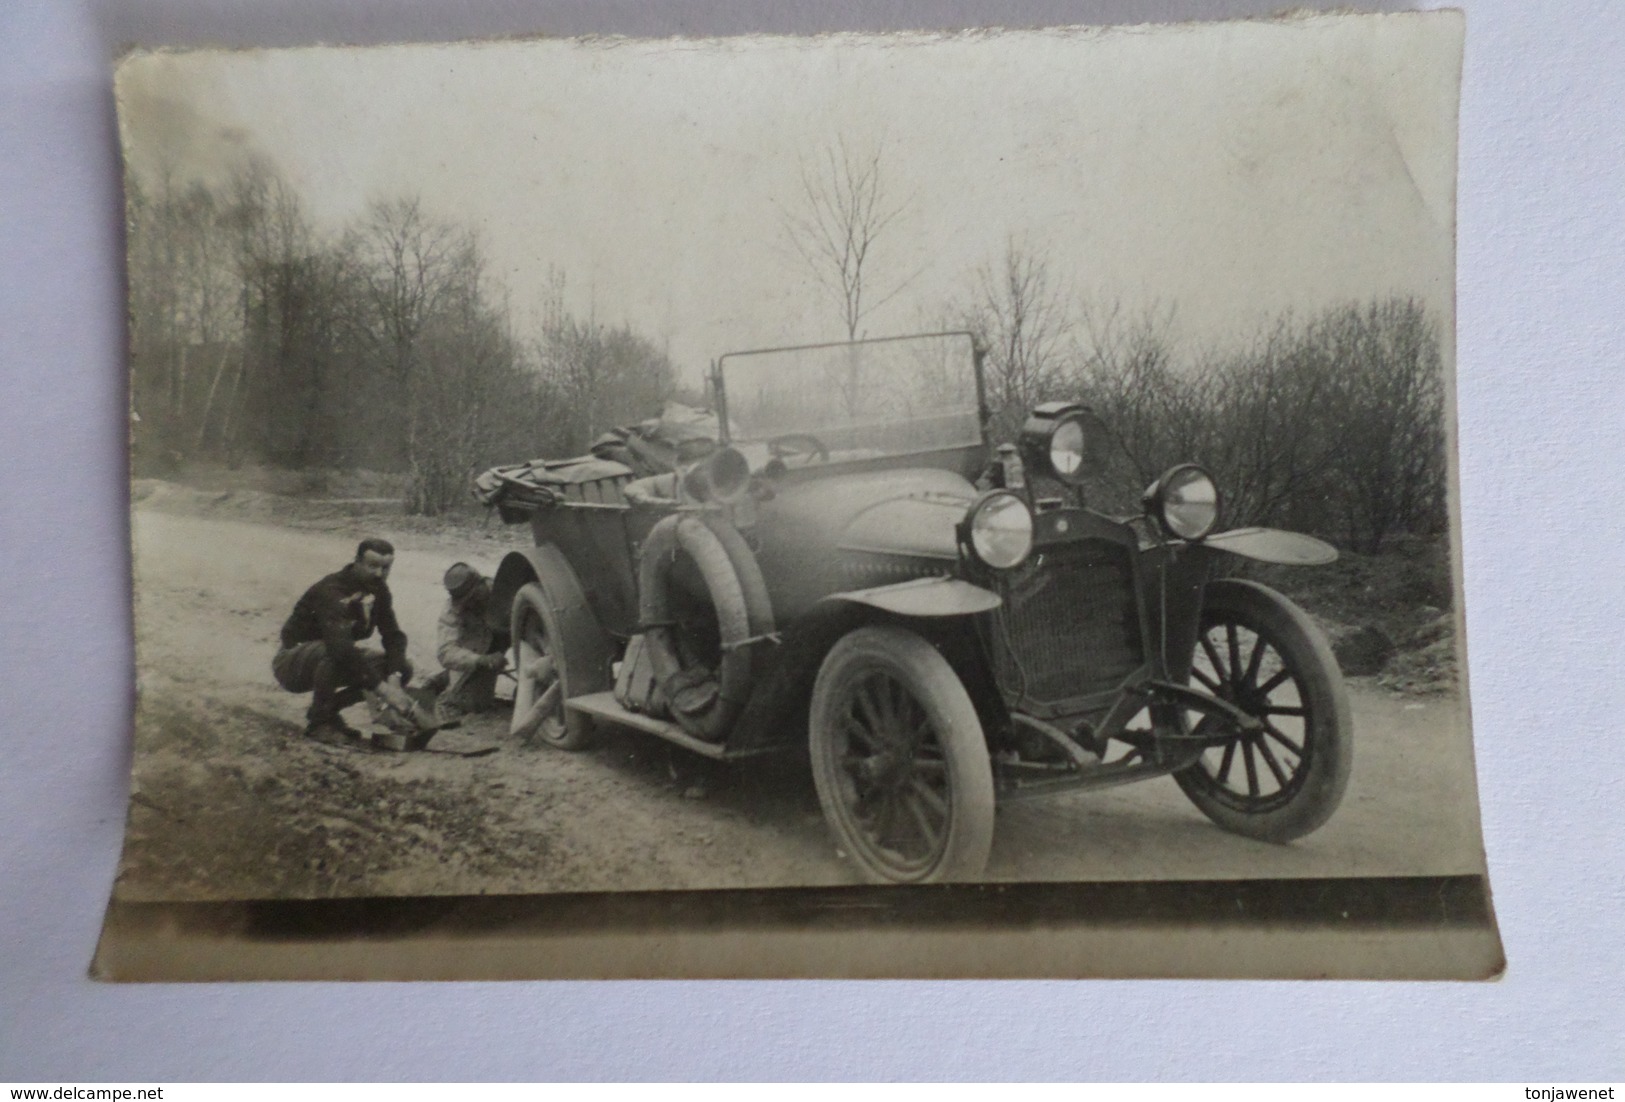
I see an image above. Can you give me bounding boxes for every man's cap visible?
[443,562,483,602]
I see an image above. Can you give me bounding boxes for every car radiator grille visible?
[992,540,1143,705]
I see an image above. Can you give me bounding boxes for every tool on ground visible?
[365,673,454,751]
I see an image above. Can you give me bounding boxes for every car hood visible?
[748,466,977,621]
[837,482,976,560]
[763,467,975,558]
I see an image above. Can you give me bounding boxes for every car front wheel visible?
[809,625,995,884]
[1174,578,1353,842]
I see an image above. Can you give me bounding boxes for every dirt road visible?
[119,498,1489,901]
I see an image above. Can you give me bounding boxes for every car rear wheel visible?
[1174,579,1352,842]
[510,581,596,750]
[809,625,995,884]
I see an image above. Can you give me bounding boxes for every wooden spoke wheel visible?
[1175,579,1352,842]
[809,625,994,884]
[510,581,595,750]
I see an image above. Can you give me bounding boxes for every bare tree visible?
[221,160,349,469]
[780,137,916,342]
[126,169,246,466]
[1201,317,1342,531]
[961,240,1072,439]
[1320,298,1447,551]
[337,196,484,510]
[126,166,681,508]
[1072,301,1192,488]
[534,271,678,456]
[1073,297,1446,544]
[345,196,475,386]
[408,264,526,512]
[199,158,317,464]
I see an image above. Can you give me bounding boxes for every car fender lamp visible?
[1018,402,1109,486]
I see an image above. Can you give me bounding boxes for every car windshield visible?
[718,332,983,464]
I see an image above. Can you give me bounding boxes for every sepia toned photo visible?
[102,11,1498,978]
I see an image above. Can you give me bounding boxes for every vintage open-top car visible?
[477,331,1352,884]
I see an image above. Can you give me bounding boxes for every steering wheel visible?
[765,432,830,467]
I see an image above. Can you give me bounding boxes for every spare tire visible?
[696,512,775,642]
[638,514,757,742]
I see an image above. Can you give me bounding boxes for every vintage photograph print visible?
[104,11,1498,978]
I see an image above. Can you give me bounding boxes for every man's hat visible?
[443,562,483,602]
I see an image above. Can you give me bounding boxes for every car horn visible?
[681,445,752,504]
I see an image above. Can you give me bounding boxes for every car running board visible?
[565,691,730,760]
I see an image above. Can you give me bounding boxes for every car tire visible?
[510,581,597,750]
[1173,579,1353,842]
[809,625,995,884]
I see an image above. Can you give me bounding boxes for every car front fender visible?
[491,542,616,696]
[491,544,599,632]
[824,576,1001,618]
[1203,527,1338,566]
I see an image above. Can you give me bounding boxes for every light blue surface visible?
[2,0,1621,1080]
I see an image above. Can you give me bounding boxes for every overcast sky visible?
[116,12,1460,382]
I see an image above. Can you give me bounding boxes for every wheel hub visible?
[856,746,911,790]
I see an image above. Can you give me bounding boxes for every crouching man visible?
[272,537,413,740]
[427,562,510,722]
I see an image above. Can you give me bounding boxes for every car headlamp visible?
[1018,402,1107,486]
[964,490,1035,569]
[1147,464,1220,540]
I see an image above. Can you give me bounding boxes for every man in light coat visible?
[428,561,510,721]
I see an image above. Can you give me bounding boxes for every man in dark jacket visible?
[272,537,413,739]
